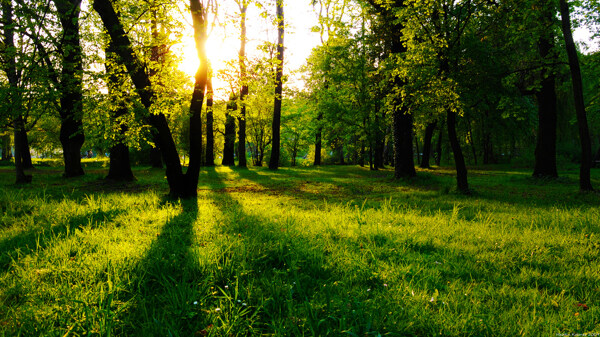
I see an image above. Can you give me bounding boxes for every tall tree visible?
[532,0,559,179]
[366,0,416,179]
[268,0,284,170]
[55,0,85,178]
[104,41,134,181]
[205,69,215,166]
[559,0,593,191]
[222,96,237,166]
[93,0,210,198]
[2,0,31,183]
[237,0,249,168]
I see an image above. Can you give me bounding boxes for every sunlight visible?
[178,29,240,100]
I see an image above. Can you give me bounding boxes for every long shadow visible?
[114,197,213,336]
[201,167,598,335]
[0,208,125,273]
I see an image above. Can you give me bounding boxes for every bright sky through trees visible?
[177,1,321,99]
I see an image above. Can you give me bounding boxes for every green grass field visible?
[0,164,599,336]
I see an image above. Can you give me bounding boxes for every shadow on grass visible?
[0,208,125,273]
[115,197,215,336]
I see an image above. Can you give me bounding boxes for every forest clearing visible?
[2,0,600,335]
[1,163,599,336]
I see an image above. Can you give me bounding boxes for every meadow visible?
[0,163,599,336]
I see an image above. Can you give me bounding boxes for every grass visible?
[0,163,599,336]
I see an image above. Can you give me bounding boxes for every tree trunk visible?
[1,134,10,161]
[186,0,209,189]
[55,0,85,178]
[222,98,237,166]
[3,0,31,182]
[447,109,469,193]
[105,42,134,181]
[435,124,443,166]
[420,121,436,168]
[533,9,558,179]
[269,0,284,170]
[13,116,31,184]
[205,74,215,166]
[15,126,34,169]
[314,111,323,165]
[393,108,416,178]
[148,9,163,170]
[559,0,593,191]
[237,2,248,168]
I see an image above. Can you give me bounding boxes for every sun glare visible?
[178,31,239,99]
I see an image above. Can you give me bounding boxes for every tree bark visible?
[3,0,31,183]
[17,129,34,169]
[237,1,248,168]
[559,0,593,191]
[532,8,558,179]
[447,109,469,193]
[1,134,10,161]
[186,0,209,188]
[205,74,215,166]
[269,0,284,170]
[55,0,85,178]
[222,98,237,166]
[105,42,134,181]
[393,108,416,178]
[420,121,437,168]
[314,111,323,165]
[435,120,443,166]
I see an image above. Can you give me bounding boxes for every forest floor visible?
[0,163,599,336]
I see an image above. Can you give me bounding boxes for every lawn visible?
[0,164,599,336]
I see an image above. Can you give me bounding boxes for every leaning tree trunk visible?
[237,1,248,168]
[420,121,437,169]
[94,0,207,198]
[55,0,85,178]
[533,7,558,179]
[105,42,134,181]
[269,0,284,170]
[205,74,215,166]
[560,0,593,191]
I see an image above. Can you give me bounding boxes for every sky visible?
[177,1,322,100]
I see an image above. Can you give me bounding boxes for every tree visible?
[55,0,85,178]
[366,0,416,179]
[205,69,215,166]
[222,95,237,166]
[236,0,250,168]
[93,0,211,198]
[268,0,284,170]
[104,41,134,181]
[559,0,593,191]
[2,0,31,183]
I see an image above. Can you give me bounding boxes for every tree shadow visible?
[114,196,214,336]
[0,208,125,273]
